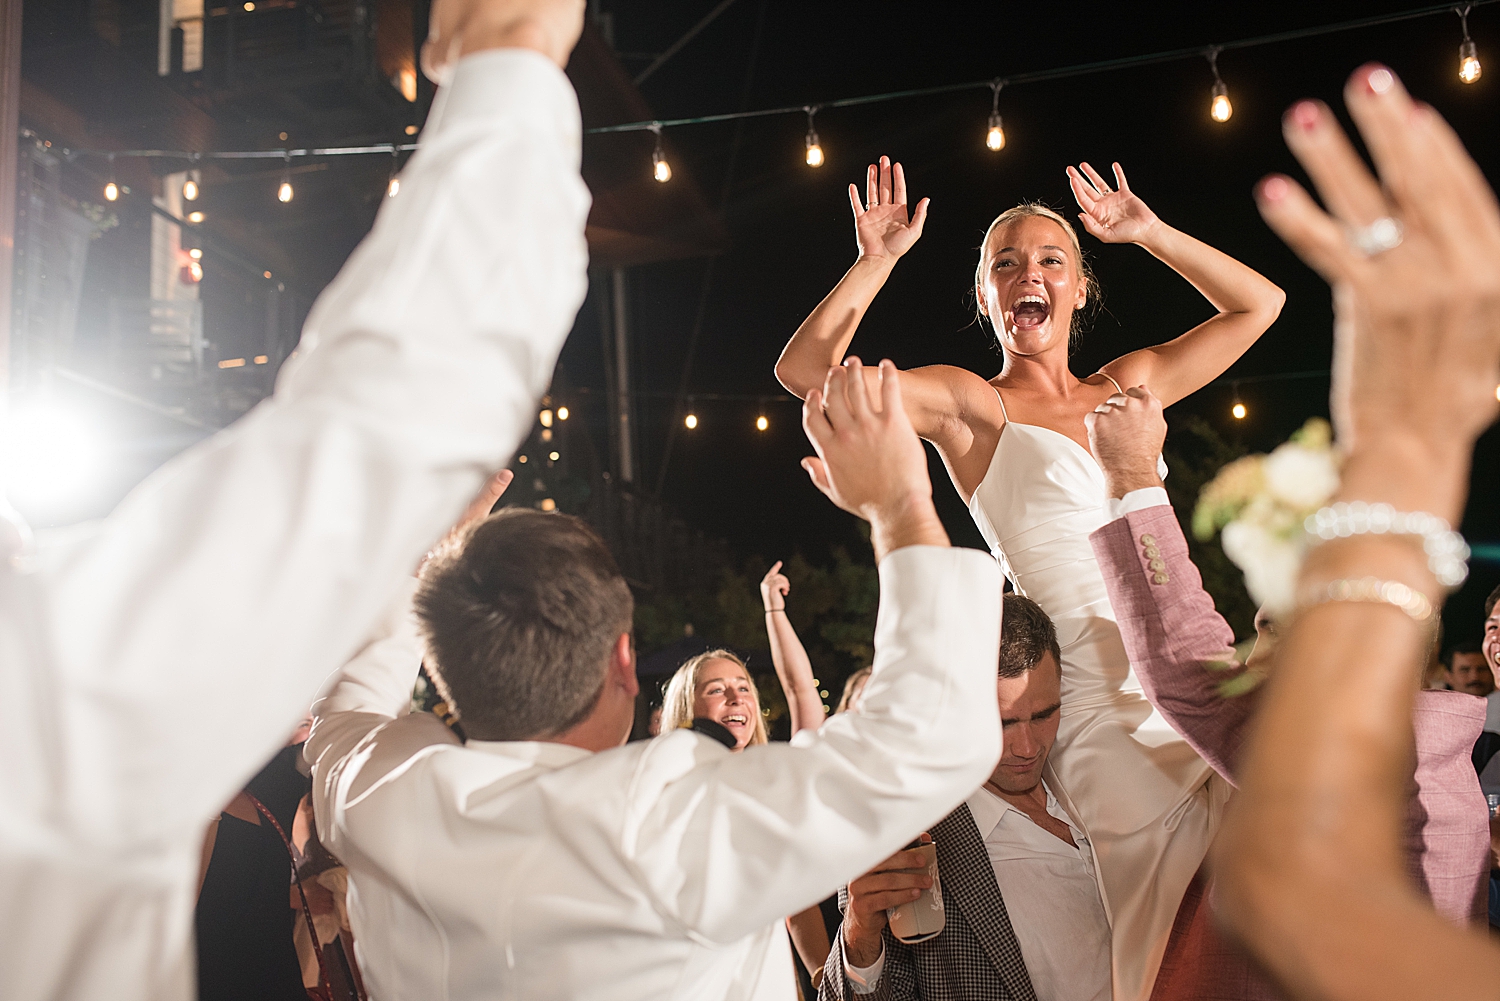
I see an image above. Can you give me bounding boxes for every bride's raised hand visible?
[1068,161,1162,245]
[850,155,930,262]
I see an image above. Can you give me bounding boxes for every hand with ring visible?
[1253,64,1500,522]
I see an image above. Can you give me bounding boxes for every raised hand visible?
[1085,385,1167,500]
[801,359,947,560]
[419,469,514,572]
[1068,162,1161,245]
[1254,66,1500,473]
[760,560,791,612]
[850,156,931,262]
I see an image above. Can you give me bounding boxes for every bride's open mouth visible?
[1009,293,1050,331]
[720,713,749,731]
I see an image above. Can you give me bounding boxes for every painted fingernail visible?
[1366,66,1394,94]
[1260,176,1289,202]
[1289,101,1319,131]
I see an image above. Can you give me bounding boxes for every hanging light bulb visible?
[1231,384,1246,420]
[277,150,293,203]
[104,154,118,201]
[684,413,698,430]
[985,80,1007,151]
[1207,48,1233,123]
[649,122,672,183]
[1459,5,1483,83]
[756,414,769,432]
[182,177,199,201]
[386,147,401,198]
[803,107,824,168]
[557,406,569,421]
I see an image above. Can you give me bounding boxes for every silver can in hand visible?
[885,840,945,943]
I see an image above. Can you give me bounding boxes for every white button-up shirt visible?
[847,783,1112,1001]
[307,547,1003,1001]
[966,784,1112,1001]
[0,49,589,1001]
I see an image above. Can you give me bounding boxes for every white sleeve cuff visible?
[843,935,885,995]
[1104,486,1170,522]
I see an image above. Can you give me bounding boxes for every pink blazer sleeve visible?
[1089,506,1255,785]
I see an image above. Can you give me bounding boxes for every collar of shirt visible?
[965,782,1089,859]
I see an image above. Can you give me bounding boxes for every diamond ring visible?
[1346,216,1404,257]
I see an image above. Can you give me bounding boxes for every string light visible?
[182,177,199,201]
[1207,48,1233,123]
[540,408,554,428]
[187,211,204,223]
[649,122,671,183]
[985,80,1006,151]
[1459,5,1483,83]
[803,107,824,168]
[557,406,570,421]
[386,148,401,198]
[548,451,560,461]
[188,247,202,260]
[684,413,698,429]
[756,414,769,432]
[277,150,293,203]
[1231,383,1247,420]
[103,153,118,201]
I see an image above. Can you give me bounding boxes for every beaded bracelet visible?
[1296,576,1436,624]
[1304,501,1469,589]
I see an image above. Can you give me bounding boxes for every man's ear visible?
[612,632,639,699]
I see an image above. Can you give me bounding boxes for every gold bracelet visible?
[1296,576,1436,624]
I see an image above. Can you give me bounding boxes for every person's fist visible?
[1085,384,1166,500]
[424,0,585,80]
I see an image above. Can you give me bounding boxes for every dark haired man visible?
[308,359,1006,1001]
[821,593,1110,1001]
[1446,641,1495,698]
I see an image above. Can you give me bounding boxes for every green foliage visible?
[1163,415,1257,642]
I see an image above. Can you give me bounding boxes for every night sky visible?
[553,0,1500,643]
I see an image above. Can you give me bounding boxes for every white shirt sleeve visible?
[842,934,885,995]
[628,545,1003,944]
[11,48,590,844]
[1104,486,1170,522]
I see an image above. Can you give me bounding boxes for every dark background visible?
[19,0,1500,653]
[560,0,1500,646]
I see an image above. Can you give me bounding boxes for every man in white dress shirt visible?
[826,594,1111,1001]
[0,2,590,998]
[306,358,1005,1001]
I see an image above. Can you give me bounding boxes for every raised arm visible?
[774,157,973,447]
[1214,66,1500,1000]
[634,361,1002,943]
[22,9,589,845]
[761,561,826,734]
[1085,387,1254,781]
[1068,162,1285,406]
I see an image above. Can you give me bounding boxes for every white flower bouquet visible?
[1193,418,1340,616]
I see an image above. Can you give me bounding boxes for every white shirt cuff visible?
[843,935,885,995]
[1105,486,1170,522]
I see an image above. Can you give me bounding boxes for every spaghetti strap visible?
[1100,371,1125,396]
[989,383,1010,423]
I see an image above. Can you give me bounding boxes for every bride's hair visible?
[974,203,1101,348]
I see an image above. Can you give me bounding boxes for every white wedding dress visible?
[965,381,1229,1001]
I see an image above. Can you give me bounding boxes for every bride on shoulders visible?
[774,155,1283,500]
[775,155,1283,1001]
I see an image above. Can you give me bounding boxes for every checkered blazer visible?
[818,803,1038,1001]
